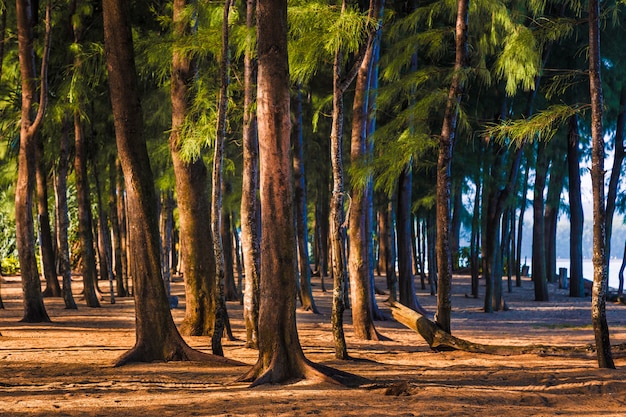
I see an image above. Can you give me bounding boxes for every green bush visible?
[1,255,20,275]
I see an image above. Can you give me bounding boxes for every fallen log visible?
[388,301,597,356]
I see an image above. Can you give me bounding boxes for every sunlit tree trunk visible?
[240,0,260,349]
[170,0,217,339]
[104,0,218,365]
[588,0,614,369]
[435,0,468,332]
[15,0,52,322]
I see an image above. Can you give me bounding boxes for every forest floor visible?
[1,272,626,417]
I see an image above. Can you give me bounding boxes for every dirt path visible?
[1,273,625,416]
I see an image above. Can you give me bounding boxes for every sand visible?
[1,272,625,416]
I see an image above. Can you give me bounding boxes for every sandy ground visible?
[1,272,625,417]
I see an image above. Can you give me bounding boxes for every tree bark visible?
[292,87,318,313]
[543,145,566,284]
[103,0,228,366]
[588,0,614,369]
[567,114,585,297]
[239,0,360,386]
[435,0,468,333]
[170,0,218,339]
[109,155,126,297]
[54,120,77,309]
[210,0,233,357]
[15,0,51,322]
[240,0,260,350]
[348,0,382,340]
[36,136,61,298]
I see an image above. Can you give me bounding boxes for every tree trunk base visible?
[238,357,368,388]
[114,342,244,367]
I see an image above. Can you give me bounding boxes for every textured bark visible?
[588,0,614,369]
[54,121,77,309]
[435,0,468,333]
[292,88,318,314]
[210,0,233,357]
[71,0,100,308]
[103,0,229,366]
[93,164,115,303]
[240,0,260,351]
[347,0,382,340]
[15,0,51,322]
[239,0,361,386]
[170,0,217,339]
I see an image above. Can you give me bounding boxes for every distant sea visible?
[551,259,623,290]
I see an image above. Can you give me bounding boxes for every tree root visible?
[113,342,245,367]
[388,300,605,357]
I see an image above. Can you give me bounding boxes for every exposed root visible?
[113,343,245,367]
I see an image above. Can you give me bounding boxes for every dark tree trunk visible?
[160,192,174,299]
[380,203,397,301]
[532,141,549,301]
[292,87,318,313]
[435,0,468,333]
[239,0,356,386]
[567,115,584,298]
[427,213,438,297]
[397,166,426,314]
[605,86,626,269]
[450,180,462,271]
[103,0,219,365]
[314,184,330,292]
[109,155,126,297]
[240,0,260,351]
[15,0,51,322]
[36,137,61,298]
[470,170,481,298]
[93,161,115,303]
[515,161,529,288]
[544,146,566,285]
[170,0,217,339]
[222,208,239,302]
[618,241,625,297]
[55,120,77,309]
[210,0,233,357]
[588,0,614,369]
[71,0,100,307]
[116,159,130,295]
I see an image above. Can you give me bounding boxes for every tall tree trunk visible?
[588,0,614,369]
[171,0,218,340]
[315,184,330,292]
[222,207,239,301]
[605,86,626,270]
[532,141,549,301]
[36,137,61,297]
[292,87,318,313]
[567,114,584,298]
[55,120,77,309]
[348,0,382,340]
[116,159,130,295]
[160,191,174,299]
[210,0,233,357]
[93,160,115,304]
[470,170,481,298]
[240,0,260,350]
[103,0,216,365]
[543,146,566,284]
[515,161,529,287]
[71,0,100,308]
[15,0,52,322]
[435,0,468,333]
[450,179,462,271]
[239,0,354,386]
[397,166,426,314]
[109,155,126,297]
